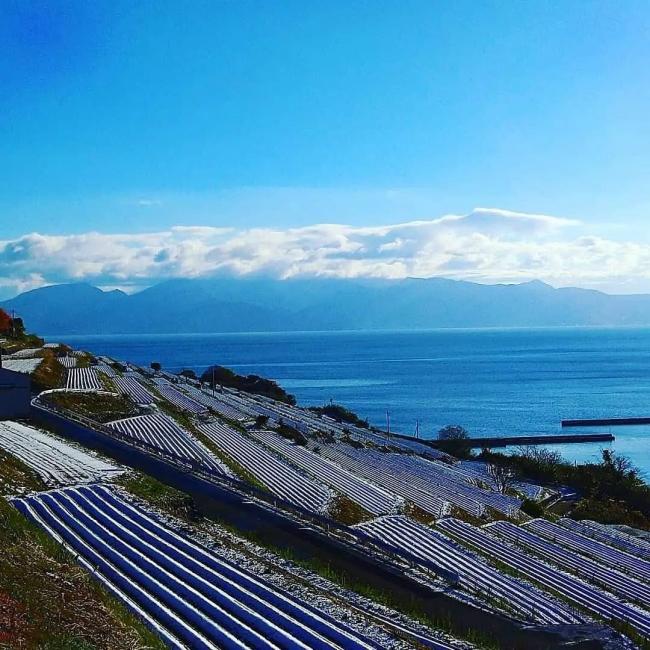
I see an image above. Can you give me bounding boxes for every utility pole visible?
[415,419,420,439]
[386,409,391,439]
[212,366,215,397]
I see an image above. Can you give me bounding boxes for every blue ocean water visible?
[53,328,650,478]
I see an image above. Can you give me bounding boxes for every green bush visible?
[520,498,544,518]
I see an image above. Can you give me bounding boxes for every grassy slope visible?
[31,350,66,392]
[43,391,142,424]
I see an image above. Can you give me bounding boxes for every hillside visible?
[4,277,650,334]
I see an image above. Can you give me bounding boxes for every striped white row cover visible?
[96,363,117,378]
[457,460,544,500]
[308,443,475,519]
[199,422,332,514]
[107,413,229,476]
[153,381,208,414]
[559,519,650,561]
[113,375,156,404]
[251,430,403,516]
[59,356,77,368]
[487,520,650,606]
[0,421,123,486]
[526,518,650,582]
[12,485,382,650]
[203,389,263,420]
[3,358,43,374]
[6,347,43,359]
[352,428,450,458]
[355,516,580,625]
[438,517,650,638]
[66,367,103,391]
[378,452,521,516]
[182,385,249,421]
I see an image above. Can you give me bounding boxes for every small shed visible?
[0,367,31,418]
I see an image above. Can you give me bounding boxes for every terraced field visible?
[107,413,230,476]
[355,515,581,625]
[199,422,332,513]
[0,421,123,486]
[251,430,402,515]
[12,485,381,650]
[66,367,103,390]
[114,375,157,404]
[438,518,650,638]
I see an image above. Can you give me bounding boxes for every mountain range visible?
[3,277,650,335]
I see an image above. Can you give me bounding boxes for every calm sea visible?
[52,328,650,479]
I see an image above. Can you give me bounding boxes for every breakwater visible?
[562,417,650,427]
[395,432,615,449]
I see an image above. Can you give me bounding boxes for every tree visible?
[254,414,270,428]
[150,362,162,372]
[179,369,197,380]
[437,424,472,458]
[487,462,516,494]
[0,309,12,334]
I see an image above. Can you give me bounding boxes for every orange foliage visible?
[0,309,11,334]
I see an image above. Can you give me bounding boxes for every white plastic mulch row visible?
[201,388,262,420]
[353,428,448,458]
[12,485,383,650]
[383,452,521,516]
[107,413,230,476]
[153,380,208,414]
[456,460,544,500]
[2,358,43,374]
[560,518,650,561]
[307,443,468,519]
[0,420,123,486]
[250,430,402,516]
[5,347,43,359]
[181,385,250,421]
[113,375,157,404]
[437,518,650,638]
[526,518,650,582]
[96,363,117,378]
[355,515,579,625]
[59,356,78,368]
[486,521,650,606]
[199,422,332,514]
[66,367,103,391]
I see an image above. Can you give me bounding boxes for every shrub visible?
[520,498,545,518]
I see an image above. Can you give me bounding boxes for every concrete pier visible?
[562,417,650,427]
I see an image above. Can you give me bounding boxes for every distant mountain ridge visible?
[3,277,650,334]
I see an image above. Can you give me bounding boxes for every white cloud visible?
[0,207,648,298]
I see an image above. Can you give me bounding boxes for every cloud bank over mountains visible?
[1,207,648,299]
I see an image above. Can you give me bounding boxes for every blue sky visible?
[1,1,650,297]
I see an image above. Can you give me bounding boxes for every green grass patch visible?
[43,391,142,424]
[117,472,203,523]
